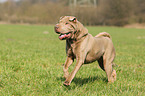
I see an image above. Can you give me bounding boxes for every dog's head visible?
[54,16,78,40]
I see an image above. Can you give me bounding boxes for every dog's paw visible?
[112,70,116,81]
[63,81,70,86]
[108,70,117,83]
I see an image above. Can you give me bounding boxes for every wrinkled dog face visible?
[54,16,77,40]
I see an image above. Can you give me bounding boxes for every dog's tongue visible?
[59,33,71,40]
[59,34,66,40]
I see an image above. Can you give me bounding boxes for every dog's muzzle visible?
[55,25,72,40]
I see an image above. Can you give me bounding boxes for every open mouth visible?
[59,32,71,40]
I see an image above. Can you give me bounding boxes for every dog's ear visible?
[69,17,77,23]
[60,16,65,20]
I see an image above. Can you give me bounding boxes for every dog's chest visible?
[66,42,76,57]
[69,45,76,55]
[67,40,78,53]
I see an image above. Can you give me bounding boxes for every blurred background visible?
[0,0,145,26]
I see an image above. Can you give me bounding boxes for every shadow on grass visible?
[57,76,107,89]
[73,76,108,86]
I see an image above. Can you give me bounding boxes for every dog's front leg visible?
[63,56,73,79]
[64,58,84,86]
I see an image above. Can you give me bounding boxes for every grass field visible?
[0,24,145,96]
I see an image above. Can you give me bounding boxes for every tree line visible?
[0,0,145,26]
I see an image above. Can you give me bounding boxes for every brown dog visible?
[54,16,116,86]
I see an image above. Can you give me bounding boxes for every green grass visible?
[0,24,145,96]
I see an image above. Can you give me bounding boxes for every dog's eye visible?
[65,22,69,25]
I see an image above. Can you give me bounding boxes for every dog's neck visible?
[70,22,88,42]
[68,30,88,44]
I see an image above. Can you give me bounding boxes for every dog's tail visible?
[95,32,111,38]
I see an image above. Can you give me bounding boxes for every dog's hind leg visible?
[103,48,116,83]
